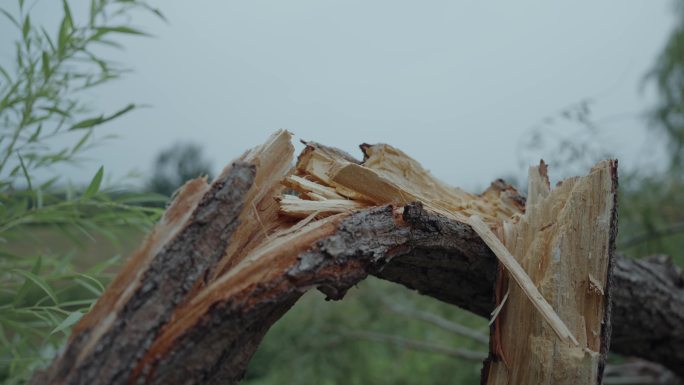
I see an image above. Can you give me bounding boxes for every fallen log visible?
[604,358,684,385]
[32,131,684,384]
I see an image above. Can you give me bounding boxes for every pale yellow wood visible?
[287,142,526,225]
[468,215,579,346]
[295,143,373,202]
[284,175,345,200]
[484,160,616,385]
[212,130,295,278]
[278,195,369,218]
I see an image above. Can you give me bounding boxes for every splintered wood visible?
[280,141,525,224]
[483,161,617,385]
[32,130,305,385]
[468,215,579,347]
[282,141,616,385]
[33,130,616,385]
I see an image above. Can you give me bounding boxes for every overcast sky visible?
[2,1,678,191]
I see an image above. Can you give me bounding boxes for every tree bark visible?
[374,204,684,378]
[30,162,257,385]
[35,201,684,384]
[32,132,684,384]
[610,254,684,378]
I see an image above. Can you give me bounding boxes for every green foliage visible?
[519,97,684,267]
[0,0,159,184]
[618,173,684,265]
[614,0,684,261]
[147,142,213,197]
[0,1,164,383]
[649,0,684,169]
[0,254,120,383]
[244,280,485,385]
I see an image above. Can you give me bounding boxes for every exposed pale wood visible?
[468,215,579,346]
[278,194,370,218]
[292,141,526,225]
[210,130,295,277]
[483,160,617,385]
[359,143,524,222]
[32,132,684,385]
[283,174,345,200]
[30,131,294,385]
[134,213,349,384]
[71,176,211,346]
[294,141,372,202]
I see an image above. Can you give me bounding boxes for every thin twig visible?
[340,329,487,362]
[619,221,684,249]
[379,300,489,345]
[603,376,667,385]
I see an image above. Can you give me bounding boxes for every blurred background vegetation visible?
[1,1,684,384]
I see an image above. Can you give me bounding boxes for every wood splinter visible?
[482,160,617,385]
[29,132,629,385]
[468,215,579,347]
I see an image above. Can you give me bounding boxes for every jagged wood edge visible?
[138,203,682,384]
[33,177,684,384]
[31,162,257,385]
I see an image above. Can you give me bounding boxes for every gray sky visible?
[2,1,678,191]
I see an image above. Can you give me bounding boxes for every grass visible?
[4,226,145,268]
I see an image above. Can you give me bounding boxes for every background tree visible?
[147,142,213,197]
[650,0,684,169]
[616,0,684,262]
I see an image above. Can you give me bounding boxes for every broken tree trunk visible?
[481,161,617,385]
[32,131,684,385]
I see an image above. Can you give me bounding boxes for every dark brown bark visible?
[145,202,684,383]
[31,162,257,385]
[34,202,684,384]
[377,204,684,378]
[610,254,684,377]
[132,203,512,384]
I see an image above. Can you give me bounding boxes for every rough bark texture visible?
[34,203,684,385]
[373,202,498,317]
[610,254,684,377]
[375,205,684,378]
[32,133,684,384]
[31,162,256,385]
[132,203,537,384]
[134,201,684,384]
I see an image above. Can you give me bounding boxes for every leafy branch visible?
[0,1,165,383]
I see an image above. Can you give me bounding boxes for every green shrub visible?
[0,1,163,383]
